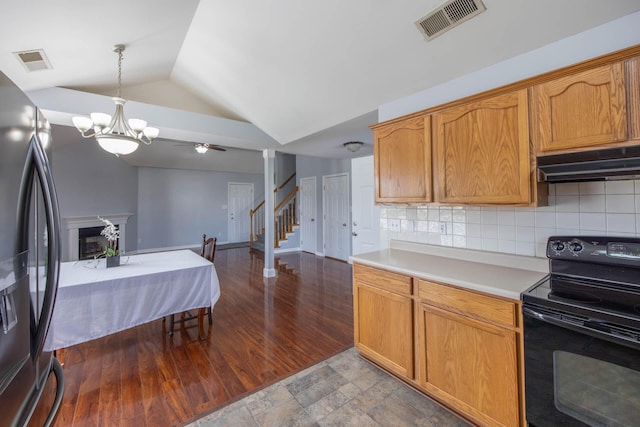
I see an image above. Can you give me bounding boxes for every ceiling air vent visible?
[13,49,52,72]
[416,0,486,41]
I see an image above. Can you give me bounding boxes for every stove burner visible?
[549,291,602,304]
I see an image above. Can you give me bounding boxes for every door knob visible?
[353,221,357,226]
[311,218,315,222]
[352,232,358,237]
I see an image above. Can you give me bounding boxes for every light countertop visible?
[349,240,550,300]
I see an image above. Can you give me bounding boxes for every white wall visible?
[51,134,138,261]
[136,167,264,250]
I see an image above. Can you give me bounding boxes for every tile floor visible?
[188,348,471,427]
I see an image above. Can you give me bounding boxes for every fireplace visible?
[65,214,132,261]
[78,225,120,260]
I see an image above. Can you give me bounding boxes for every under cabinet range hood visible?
[537,146,640,183]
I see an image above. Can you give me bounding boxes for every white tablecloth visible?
[46,250,220,350]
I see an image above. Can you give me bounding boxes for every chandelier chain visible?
[117,48,123,98]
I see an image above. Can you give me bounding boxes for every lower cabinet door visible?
[419,304,520,427]
[354,282,414,378]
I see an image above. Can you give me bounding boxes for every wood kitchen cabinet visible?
[417,280,521,427]
[367,45,640,207]
[532,62,627,153]
[372,115,432,204]
[432,89,532,205]
[353,262,524,427]
[353,264,414,378]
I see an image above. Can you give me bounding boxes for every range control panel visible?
[547,235,640,266]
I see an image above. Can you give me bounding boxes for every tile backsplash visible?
[379,180,640,258]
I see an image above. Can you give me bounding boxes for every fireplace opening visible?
[78,226,119,260]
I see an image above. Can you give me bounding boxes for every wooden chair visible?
[167,234,217,336]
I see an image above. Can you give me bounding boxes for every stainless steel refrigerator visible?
[0,71,64,425]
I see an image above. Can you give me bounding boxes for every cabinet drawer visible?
[417,280,516,328]
[353,264,412,296]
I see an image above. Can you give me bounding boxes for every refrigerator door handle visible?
[31,133,61,361]
[16,134,61,360]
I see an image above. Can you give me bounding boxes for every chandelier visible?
[72,44,159,156]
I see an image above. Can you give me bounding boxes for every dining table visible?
[46,249,220,351]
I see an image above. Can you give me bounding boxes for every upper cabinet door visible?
[433,90,531,205]
[373,115,432,204]
[532,62,627,153]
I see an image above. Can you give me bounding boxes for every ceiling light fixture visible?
[72,44,159,156]
[343,141,364,152]
[194,143,209,154]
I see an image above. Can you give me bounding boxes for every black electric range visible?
[522,236,640,426]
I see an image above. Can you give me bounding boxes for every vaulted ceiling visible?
[1,0,640,167]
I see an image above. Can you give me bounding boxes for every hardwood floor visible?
[50,248,354,427]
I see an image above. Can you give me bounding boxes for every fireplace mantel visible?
[65,213,133,261]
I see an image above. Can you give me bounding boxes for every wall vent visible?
[13,49,52,72]
[415,0,486,41]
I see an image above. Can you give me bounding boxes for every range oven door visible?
[523,304,640,427]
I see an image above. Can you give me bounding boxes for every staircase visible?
[250,174,299,252]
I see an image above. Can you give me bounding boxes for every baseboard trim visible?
[274,247,301,254]
[133,240,233,255]
[131,244,199,254]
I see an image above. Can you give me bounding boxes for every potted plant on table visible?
[98,216,120,267]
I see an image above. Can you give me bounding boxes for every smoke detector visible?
[415,0,486,41]
[14,49,53,72]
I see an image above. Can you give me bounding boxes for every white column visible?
[263,149,276,278]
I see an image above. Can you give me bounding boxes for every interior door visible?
[228,183,253,243]
[351,156,380,255]
[323,174,349,261]
[299,177,317,254]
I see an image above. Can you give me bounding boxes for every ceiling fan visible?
[173,142,227,154]
[193,143,226,154]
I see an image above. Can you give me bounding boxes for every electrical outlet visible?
[439,222,447,235]
[389,219,401,232]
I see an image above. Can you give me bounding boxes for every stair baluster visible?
[249,185,299,250]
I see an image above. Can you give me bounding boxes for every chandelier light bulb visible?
[72,116,93,132]
[143,127,159,140]
[128,118,147,132]
[97,136,139,156]
[90,113,111,127]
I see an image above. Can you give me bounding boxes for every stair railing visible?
[249,200,265,247]
[273,186,299,248]
[250,186,299,248]
[249,173,297,249]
